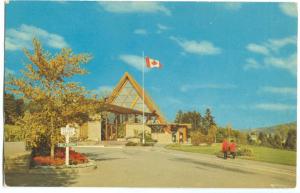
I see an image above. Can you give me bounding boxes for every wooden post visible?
[183,127,187,143]
[115,114,118,140]
[105,114,108,141]
[99,114,102,142]
[110,123,113,140]
[65,133,70,166]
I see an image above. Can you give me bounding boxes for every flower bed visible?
[32,147,88,166]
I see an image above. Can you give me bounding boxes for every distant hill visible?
[250,122,296,132]
[246,122,296,139]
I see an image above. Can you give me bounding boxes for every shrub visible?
[138,131,157,143]
[117,124,126,138]
[237,147,254,157]
[191,131,206,146]
[32,148,88,166]
[125,141,138,146]
[33,156,65,166]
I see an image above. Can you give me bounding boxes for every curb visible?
[28,159,97,174]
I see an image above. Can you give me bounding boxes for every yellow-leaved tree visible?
[6,39,100,158]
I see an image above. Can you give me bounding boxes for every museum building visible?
[80,72,190,144]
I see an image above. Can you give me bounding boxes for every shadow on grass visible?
[4,154,78,187]
[170,157,255,174]
[4,170,78,187]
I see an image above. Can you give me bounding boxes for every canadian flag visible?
[145,57,162,68]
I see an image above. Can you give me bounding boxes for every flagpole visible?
[142,51,145,144]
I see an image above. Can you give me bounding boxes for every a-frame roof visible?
[107,72,167,124]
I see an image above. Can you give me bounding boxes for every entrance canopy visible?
[99,103,156,116]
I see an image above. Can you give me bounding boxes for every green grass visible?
[165,143,296,166]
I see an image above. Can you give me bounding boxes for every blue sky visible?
[4,1,298,129]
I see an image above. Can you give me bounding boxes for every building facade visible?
[81,72,190,144]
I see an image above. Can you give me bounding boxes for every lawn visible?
[165,143,296,166]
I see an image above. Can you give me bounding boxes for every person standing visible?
[229,140,237,159]
[222,139,229,159]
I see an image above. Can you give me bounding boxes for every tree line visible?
[247,130,296,150]
[174,110,296,150]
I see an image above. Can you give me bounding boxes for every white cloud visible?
[279,3,297,18]
[244,58,263,70]
[245,36,297,75]
[255,103,296,111]
[5,24,69,51]
[264,53,297,76]
[170,36,221,56]
[134,29,147,35]
[223,3,242,11]
[119,54,148,72]
[156,23,170,34]
[246,43,269,55]
[180,83,236,92]
[259,86,296,96]
[267,36,297,52]
[157,23,170,31]
[98,2,171,15]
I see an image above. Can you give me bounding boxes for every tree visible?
[15,98,25,117]
[4,93,25,124]
[6,39,99,158]
[285,129,296,150]
[258,132,269,146]
[216,127,228,142]
[273,134,282,149]
[190,131,206,146]
[226,123,233,140]
[208,124,217,143]
[4,93,17,124]
[203,108,216,135]
[174,110,202,131]
[246,133,254,145]
[237,131,247,145]
[174,110,183,123]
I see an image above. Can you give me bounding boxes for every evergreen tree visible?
[15,98,25,117]
[174,110,183,123]
[4,93,17,124]
[4,93,25,124]
[203,108,216,135]
[174,110,202,131]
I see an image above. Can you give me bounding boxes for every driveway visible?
[5,145,296,188]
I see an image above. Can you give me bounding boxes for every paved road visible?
[5,145,296,188]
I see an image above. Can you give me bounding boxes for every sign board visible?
[58,143,77,147]
[61,126,75,136]
[60,124,76,166]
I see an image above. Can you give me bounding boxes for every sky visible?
[4,1,298,129]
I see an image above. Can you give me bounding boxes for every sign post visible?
[60,124,75,166]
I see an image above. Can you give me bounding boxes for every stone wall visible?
[125,123,151,138]
[151,132,172,144]
[87,121,101,142]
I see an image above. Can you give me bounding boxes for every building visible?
[81,72,191,144]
